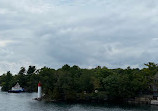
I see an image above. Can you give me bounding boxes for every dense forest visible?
[0,62,158,102]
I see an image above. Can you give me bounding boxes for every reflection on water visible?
[0,91,158,111]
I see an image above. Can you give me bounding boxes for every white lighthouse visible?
[38,82,42,99]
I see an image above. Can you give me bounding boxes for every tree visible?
[39,67,57,94]
[1,71,13,91]
[18,67,26,75]
[61,64,70,71]
[27,66,36,75]
[79,69,94,93]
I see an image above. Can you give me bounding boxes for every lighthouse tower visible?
[38,82,42,99]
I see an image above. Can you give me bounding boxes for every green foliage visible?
[18,67,26,75]
[39,67,56,93]
[79,69,94,93]
[27,66,36,75]
[0,62,157,101]
[1,71,13,91]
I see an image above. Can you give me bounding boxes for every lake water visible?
[0,91,158,111]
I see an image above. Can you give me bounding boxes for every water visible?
[0,91,158,111]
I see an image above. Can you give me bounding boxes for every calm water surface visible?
[0,91,158,111]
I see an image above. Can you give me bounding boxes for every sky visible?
[0,0,158,74]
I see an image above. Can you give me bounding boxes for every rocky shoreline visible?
[41,95,155,105]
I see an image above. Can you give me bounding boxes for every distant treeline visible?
[0,62,157,102]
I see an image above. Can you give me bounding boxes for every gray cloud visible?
[0,0,158,74]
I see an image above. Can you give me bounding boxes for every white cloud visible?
[0,0,158,74]
[0,40,14,47]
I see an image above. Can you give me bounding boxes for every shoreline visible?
[42,96,153,105]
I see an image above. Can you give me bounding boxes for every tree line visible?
[0,62,157,102]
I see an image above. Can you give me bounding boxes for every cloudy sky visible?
[0,0,158,74]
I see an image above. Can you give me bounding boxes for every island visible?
[0,62,158,104]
